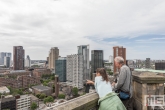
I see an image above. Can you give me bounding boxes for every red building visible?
[113,46,126,74]
[13,46,25,70]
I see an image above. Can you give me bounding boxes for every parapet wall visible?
[47,92,99,110]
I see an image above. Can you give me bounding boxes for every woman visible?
[86,68,126,110]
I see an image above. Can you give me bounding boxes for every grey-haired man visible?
[112,56,133,110]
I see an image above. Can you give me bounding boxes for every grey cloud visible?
[0,0,165,59]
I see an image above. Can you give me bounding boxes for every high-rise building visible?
[0,52,11,65]
[109,55,113,63]
[66,54,84,89]
[145,58,150,69]
[113,46,126,73]
[55,57,66,82]
[48,47,59,71]
[91,50,104,73]
[4,56,11,68]
[77,45,90,80]
[13,46,25,70]
[155,62,165,70]
[25,55,31,67]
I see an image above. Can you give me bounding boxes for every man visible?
[112,56,133,110]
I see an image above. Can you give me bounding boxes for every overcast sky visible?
[0,0,165,60]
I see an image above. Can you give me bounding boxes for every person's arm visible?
[114,68,127,90]
[86,80,94,85]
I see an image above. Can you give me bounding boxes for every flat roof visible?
[32,85,51,91]
[0,95,15,102]
[0,86,10,93]
[134,69,165,73]
[19,95,30,98]
[29,94,38,100]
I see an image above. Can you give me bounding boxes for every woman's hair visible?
[96,68,109,82]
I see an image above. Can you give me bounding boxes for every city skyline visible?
[0,0,165,60]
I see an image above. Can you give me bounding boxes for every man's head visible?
[114,56,124,68]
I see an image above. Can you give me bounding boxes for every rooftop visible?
[32,85,51,91]
[134,69,165,73]
[9,70,27,73]
[0,95,15,102]
[29,94,38,100]
[0,86,10,94]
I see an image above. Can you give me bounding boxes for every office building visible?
[4,56,11,68]
[155,62,165,70]
[55,57,66,82]
[145,58,151,69]
[48,47,59,71]
[91,50,104,73]
[13,46,25,70]
[66,54,84,89]
[25,55,31,67]
[77,45,90,80]
[113,46,126,73]
[16,95,31,110]
[0,52,11,66]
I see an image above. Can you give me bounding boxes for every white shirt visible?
[94,76,112,98]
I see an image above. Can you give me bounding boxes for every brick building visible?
[0,75,41,89]
[32,68,51,77]
[113,46,126,73]
[0,77,22,88]
[3,70,31,77]
[17,75,41,88]
[32,85,52,96]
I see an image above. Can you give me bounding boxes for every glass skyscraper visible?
[55,57,66,82]
[77,45,90,80]
[91,50,104,73]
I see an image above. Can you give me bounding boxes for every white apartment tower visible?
[16,95,31,110]
[77,45,90,80]
[66,54,84,89]
[109,55,113,63]
[25,55,31,67]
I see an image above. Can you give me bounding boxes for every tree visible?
[47,96,54,102]
[17,89,23,95]
[31,102,37,110]
[72,87,78,96]
[36,94,40,98]
[44,96,54,104]
[43,82,48,86]
[58,94,65,99]
[39,93,46,99]
[51,76,55,80]
[107,69,113,76]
